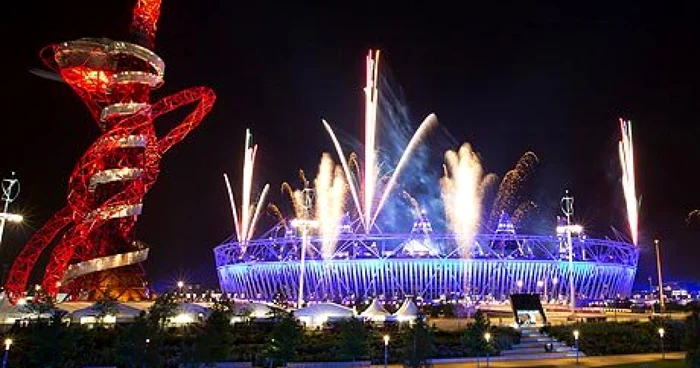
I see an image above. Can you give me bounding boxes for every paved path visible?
[373,352,685,368]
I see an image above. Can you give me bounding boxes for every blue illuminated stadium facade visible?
[214,215,638,303]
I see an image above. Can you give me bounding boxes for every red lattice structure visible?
[5,0,215,303]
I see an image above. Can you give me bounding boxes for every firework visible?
[619,118,638,245]
[267,203,284,223]
[512,200,537,226]
[315,153,347,259]
[441,144,489,258]
[402,190,422,216]
[223,129,269,251]
[323,50,436,233]
[488,151,539,228]
[281,182,304,218]
[371,114,438,226]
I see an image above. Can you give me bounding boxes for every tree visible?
[266,311,303,366]
[20,289,57,321]
[148,293,179,328]
[463,310,494,357]
[402,315,436,368]
[115,312,162,368]
[334,318,371,361]
[93,294,120,324]
[685,306,700,368]
[195,308,235,362]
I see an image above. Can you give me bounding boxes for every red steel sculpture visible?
[5,0,215,303]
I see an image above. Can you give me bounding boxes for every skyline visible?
[1,1,698,288]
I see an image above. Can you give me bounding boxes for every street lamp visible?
[573,330,580,364]
[516,280,523,293]
[658,327,665,360]
[177,280,184,294]
[0,172,22,250]
[552,277,559,302]
[2,338,12,368]
[383,335,390,368]
[484,332,492,368]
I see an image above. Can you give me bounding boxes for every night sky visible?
[2,1,699,290]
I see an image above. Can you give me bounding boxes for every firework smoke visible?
[223,130,269,252]
[315,153,347,259]
[323,50,437,233]
[619,118,638,245]
[441,144,490,258]
[488,151,539,228]
[512,200,537,226]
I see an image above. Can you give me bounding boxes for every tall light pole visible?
[0,172,23,248]
[559,190,581,315]
[292,217,318,308]
[573,329,580,365]
[2,338,11,368]
[658,327,665,360]
[383,334,390,368]
[293,188,317,308]
[654,239,665,314]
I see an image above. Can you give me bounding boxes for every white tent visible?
[232,301,277,319]
[294,302,355,328]
[360,299,389,322]
[393,299,419,322]
[71,302,142,324]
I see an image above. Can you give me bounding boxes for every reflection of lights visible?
[290,218,319,228]
[556,224,583,234]
[0,213,22,223]
[172,313,194,324]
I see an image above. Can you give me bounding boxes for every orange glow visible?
[61,67,113,94]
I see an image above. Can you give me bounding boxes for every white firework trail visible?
[618,118,638,245]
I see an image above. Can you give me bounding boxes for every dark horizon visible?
[1,1,699,291]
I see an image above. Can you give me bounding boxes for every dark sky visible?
[1,1,699,290]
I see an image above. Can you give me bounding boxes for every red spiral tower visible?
[5,0,215,303]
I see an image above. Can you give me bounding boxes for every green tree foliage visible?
[148,293,179,328]
[195,308,235,362]
[114,312,162,368]
[685,306,700,368]
[266,311,303,366]
[92,294,120,324]
[463,310,495,356]
[402,316,436,368]
[548,320,686,356]
[334,318,371,361]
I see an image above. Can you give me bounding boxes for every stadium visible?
[214,212,639,305]
[213,51,640,307]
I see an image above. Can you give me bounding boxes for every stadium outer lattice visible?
[214,220,639,304]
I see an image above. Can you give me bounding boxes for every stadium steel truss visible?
[215,216,639,303]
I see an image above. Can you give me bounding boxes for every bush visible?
[547,320,686,356]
